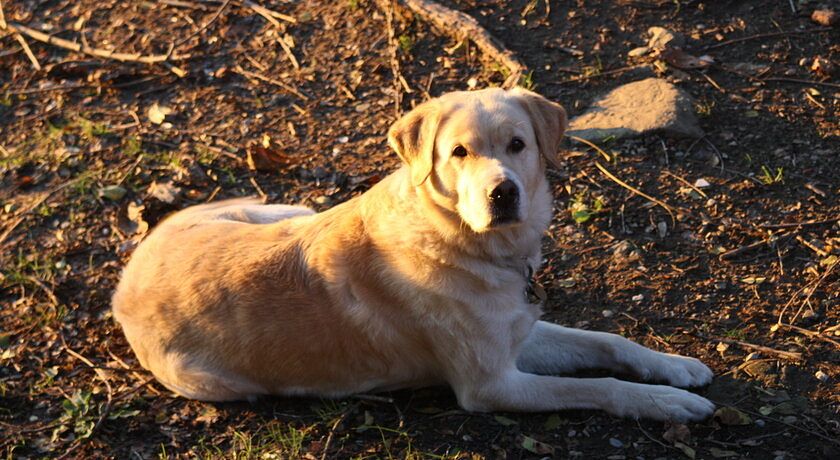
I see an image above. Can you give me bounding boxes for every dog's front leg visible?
[453,368,714,422]
[516,321,713,388]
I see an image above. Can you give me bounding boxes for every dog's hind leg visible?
[516,321,713,388]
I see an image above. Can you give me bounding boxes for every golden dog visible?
[113,88,714,421]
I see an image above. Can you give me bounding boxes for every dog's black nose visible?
[490,180,519,223]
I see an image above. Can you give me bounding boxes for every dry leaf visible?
[811,9,838,27]
[148,103,172,125]
[663,423,691,444]
[246,141,292,171]
[521,435,554,455]
[714,406,752,425]
[148,181,181,204]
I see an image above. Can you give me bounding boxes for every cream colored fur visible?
[113,88,714,421]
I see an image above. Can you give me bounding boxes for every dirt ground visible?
[1,0,839,458]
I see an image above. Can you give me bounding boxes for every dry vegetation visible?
[1,0,838,458]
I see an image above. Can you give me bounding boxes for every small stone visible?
[567,78,704,142]
[602,310,614,318]
[657,221,667,238]
[815,370,829,382]
[632,294,644,302]
[756,419,766,428]
[568,429,577,437]
[609,437,624,448]
[705,198,717,207]
[99,185,127,201]
[694,178,711,188]
[337,136,349,143]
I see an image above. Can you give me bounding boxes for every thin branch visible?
[594,161,677,223]
[232,65,309,100]
[395,0,527,88]
[173,0,231,47]
[760,215,840,229]
[703,28,831,51]
[14,32,41,70]
[2,21,187,76]
[242,0,296,26]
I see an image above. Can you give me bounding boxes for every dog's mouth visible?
[489,208,520,227]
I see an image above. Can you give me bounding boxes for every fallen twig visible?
[380,0,404,118]
[759,77,840,90]
[13,32,41,70]
[703,28,831,51]
[719,337,803,361]
[760,215,840,229]
[232,65,309,99]
[788,259,838,325]
[1,21,187,76]
[719,232,791,260]
[663,170,708,198]
[394,0,527,88]
[776,323,840,350]
[173,0,231,47]
[242,0,296,26]
[61,341,114,457]
[594,161,677,224]
[555,65,647,85]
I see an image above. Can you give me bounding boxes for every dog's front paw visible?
[611,383,715,422]
[644,353,713,388]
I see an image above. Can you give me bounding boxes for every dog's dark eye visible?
[509,137,525,153]
[452,145,468,158]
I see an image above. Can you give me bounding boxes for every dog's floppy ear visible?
[388,101,441,186]
[511,87,568,169]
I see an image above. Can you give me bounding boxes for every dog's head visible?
[388,87,567,233]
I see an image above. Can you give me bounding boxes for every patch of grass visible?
[398,34,413,54]
[220,422,314,459]
[75,116,111,141]
[581,56,603,78]
[695,98,715,117]
[569,193,605,224]
[123,136,143,157]
[759,165,783,185]
[518,70,535,90]
[724,328,746,340]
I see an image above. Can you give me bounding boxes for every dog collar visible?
[525,264,547,305]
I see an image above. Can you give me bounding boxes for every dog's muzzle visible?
[489,179,519,225]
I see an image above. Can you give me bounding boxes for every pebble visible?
[609,437,624,448]
[815,370,829,382]
[602,310,614,318]
[632,294,644,302]
[756,419,766,428]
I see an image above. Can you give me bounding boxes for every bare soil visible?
[1,0,838,458]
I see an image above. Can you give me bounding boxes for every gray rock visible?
[567,78,704,142]
[647,26,684,50]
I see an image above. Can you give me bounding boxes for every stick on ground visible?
[2,21,187,76]
[392,0,527,88]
